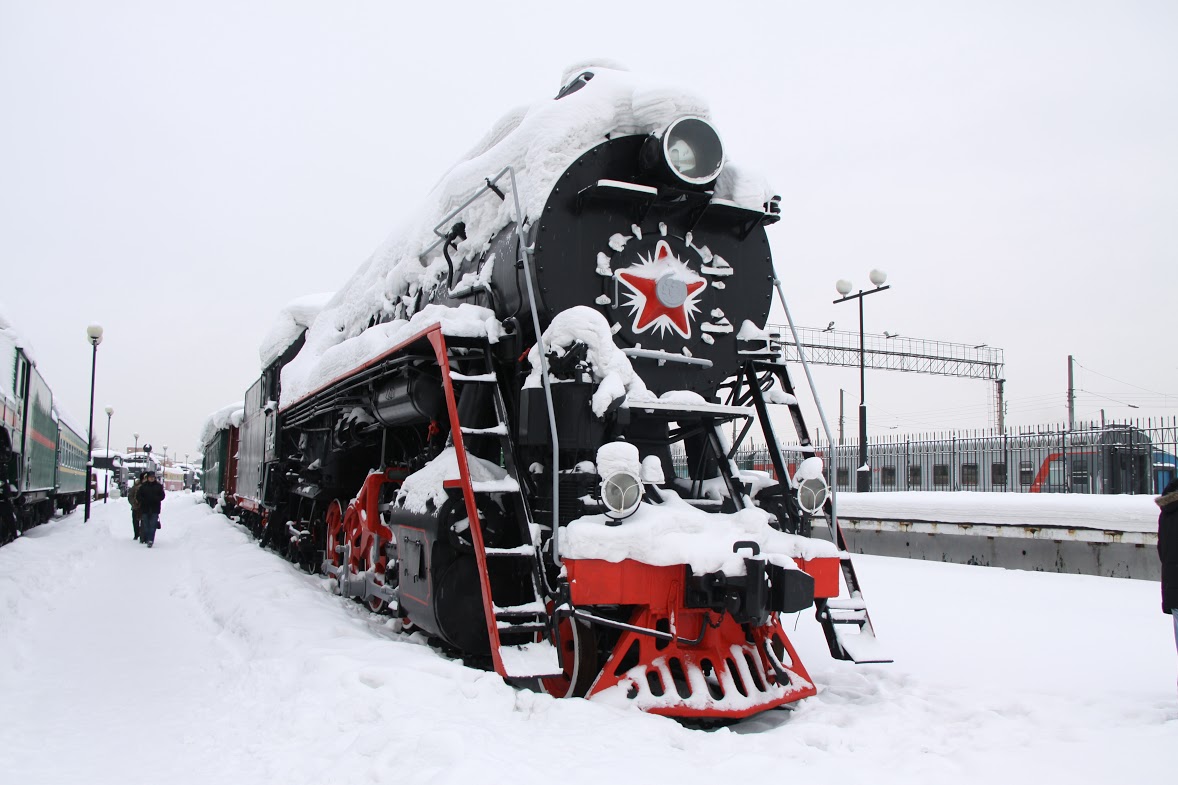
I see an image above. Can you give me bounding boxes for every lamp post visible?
[834,270,890,492]
[84,324,104,522]
[103,406,113,503]
[133,432,139,455]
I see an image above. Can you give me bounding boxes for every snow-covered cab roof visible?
[198,401,245,447]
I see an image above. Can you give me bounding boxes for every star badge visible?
[616,240,707,338]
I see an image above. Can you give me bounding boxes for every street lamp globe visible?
[835,279,853,296]
[86,324,104,345]
[105,405,114,417]
[869,269,887,287]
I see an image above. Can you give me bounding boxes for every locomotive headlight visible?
[601,471,642,519]
[663,117,724,185]
[794,456,829,514]
[797,477,829,515]
[597,441,643,520]
[641,117,725,188]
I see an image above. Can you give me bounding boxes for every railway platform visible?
[830,492,1160,580]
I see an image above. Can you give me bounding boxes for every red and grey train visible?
[202,68,883,720]
[821,426,1154,494]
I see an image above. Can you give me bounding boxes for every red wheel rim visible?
[539,617,596,698]
[325,500,344,569]
[343,503,363,575]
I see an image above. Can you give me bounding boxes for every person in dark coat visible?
[128,473,145,541]
[1157,477,1178,667]
[137,471,166,548]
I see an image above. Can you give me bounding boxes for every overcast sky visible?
[2,0,1175,458]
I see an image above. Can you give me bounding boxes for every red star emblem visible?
[616,241,706,338]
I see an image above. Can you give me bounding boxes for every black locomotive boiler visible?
[222,66,885,720]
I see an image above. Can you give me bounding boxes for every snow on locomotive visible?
[219,65,886,719]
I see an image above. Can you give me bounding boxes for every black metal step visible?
[495,621,547,634]
[448,371,498,383]
[482,545,536,558]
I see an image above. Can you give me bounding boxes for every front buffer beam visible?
[564,556,839,719]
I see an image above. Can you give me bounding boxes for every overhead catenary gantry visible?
[769,325,1007,429]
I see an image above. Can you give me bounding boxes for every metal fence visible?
[706,418,1178,495]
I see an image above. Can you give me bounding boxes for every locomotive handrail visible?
[772,278,840,525]
[408,166,564,569]
[419,167,514,260]
[773,276,889,661]
[507,166,563,570]
[622,347,714,368]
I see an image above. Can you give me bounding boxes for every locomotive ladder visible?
[427,331,563,680]
[741,355,891,665]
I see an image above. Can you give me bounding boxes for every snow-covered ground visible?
[0,495,1173,784]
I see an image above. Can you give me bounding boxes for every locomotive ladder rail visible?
[418,166,563,569]
[752,278,891,665]
[430,333,562,679]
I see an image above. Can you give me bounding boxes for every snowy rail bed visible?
[0,496,1171,784]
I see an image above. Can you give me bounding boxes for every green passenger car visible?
[55,418,88,509]
[2,343,59,530]
[22,362,57,497]
[3,322,91,538]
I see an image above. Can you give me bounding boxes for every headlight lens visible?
[663,117,724,185]
[601,472,643,518]
[797,477,829,515]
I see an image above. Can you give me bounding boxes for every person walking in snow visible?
[137,471,166,548]
[128,472,145,541]
[1157,477,1178,674]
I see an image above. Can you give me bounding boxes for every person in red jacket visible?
[137,472,166,548]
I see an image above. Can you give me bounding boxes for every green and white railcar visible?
[54,417,88,512]
[2,317,92,541]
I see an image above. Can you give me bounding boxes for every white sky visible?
[2,0,1175,457]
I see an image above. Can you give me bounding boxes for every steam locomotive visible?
[205,66,885,720]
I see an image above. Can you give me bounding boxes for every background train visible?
[1,317,92,544]
[199,65,884,721]
[733,424,1157,494]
